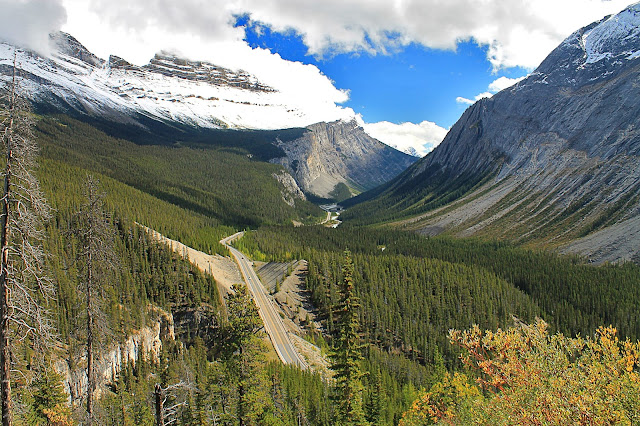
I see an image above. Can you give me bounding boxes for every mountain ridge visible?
[344,3,640,263]
[272,119,417,199]
[0,31,341,130]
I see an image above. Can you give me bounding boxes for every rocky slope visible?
[57,307,175,404]
[272,119,417,199]
[0,32,335,130]
[347,3,640,263]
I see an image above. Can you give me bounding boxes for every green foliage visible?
[239,225,640,345]
[329,250,368,425]
[238,227,541,364]
[21,367,72,426]
[329,182,352,202]
[35,115,322,233]
[342,166,495,226]
[215,284,273,425]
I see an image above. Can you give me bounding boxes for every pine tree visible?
[329,250,368,425]
[0,54,53,426]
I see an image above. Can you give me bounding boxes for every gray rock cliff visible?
[273,119,417,199]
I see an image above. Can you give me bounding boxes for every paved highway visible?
[221,233,307,369]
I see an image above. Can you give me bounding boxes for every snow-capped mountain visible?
[346,3,640,263]
[0,32,348,130]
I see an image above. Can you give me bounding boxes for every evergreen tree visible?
[329,250,368,425]
[222,284,271,425]
[24,366,71,426]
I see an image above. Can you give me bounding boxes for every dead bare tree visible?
[154,380,194,426]
[71,175,116,425]
[0,54,54,426]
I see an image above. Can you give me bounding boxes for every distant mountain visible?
[344,3,640,263]
[0,32,417,201]
[0,32,328,130]
[272,119,417,199]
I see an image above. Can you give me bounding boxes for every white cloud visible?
[59,0,630,74]
[229,0,631,69]
[0,0,67,55]
[362,120,448,157]
[456,91,493,105]
[456,97,474,105]
[56,0,355,127]
[457,75,527,106]
[488,76,526,92]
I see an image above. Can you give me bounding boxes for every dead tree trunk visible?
[0,56,17,426]
[0,52,53,426]
[72,175,116,424]
[0,131,12,426]
[86,248,93,422]
[154,384,165,426]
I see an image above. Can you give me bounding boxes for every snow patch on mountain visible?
[0,33,355,130]
[581,3,640,64]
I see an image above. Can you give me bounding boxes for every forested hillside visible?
[235,226,640,359]
[36,115,323,231]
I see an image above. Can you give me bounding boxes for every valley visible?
[0,2,639,425]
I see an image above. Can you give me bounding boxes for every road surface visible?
[221,233,307,369]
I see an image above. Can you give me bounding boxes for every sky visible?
[0,0,634,156]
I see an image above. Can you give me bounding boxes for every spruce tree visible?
[329,250,368,425]
[222,284,270,425]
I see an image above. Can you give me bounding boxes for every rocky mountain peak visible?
[108,55,138,71]
[580,2,640,64]
[0,32,335,130]
[531,3,640,88]
[351,5,640,263]
[142,51,275,93]
[49,31,104,68]
[273,120,417,199]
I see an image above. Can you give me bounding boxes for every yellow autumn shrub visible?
[402,319,640,425]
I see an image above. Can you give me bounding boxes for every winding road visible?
[221,232,308,369]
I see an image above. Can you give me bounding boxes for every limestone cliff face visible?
[355,4,640,263]
[56,308,175,404]
[272,171,306,207]
[273,120,417,199]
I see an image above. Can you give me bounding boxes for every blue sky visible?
[3,0,632,155]
[239,17,529,129]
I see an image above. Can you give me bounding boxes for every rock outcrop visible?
[56,307,175,404]
[273,119,417,199]
[272,171,306,207]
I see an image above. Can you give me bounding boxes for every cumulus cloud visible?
[227,0,630,69]
[80,0,629,70]
[457,75,527,106]
[0,0,67,55]
[362,120,448,157]
[62,0,630,72]
[456,91,493,105]
[456,97,474,105]
[488,76,526,92]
